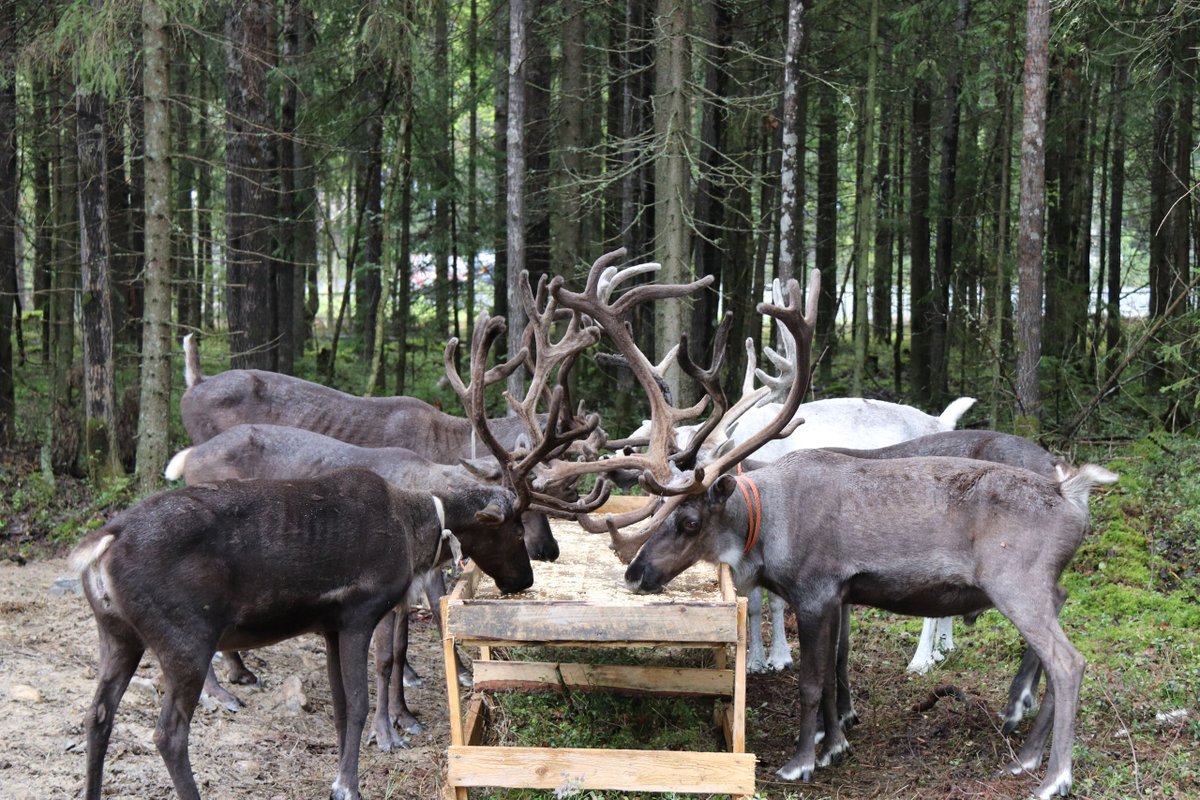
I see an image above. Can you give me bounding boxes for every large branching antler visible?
[606,270,821,563]
[444,310,611,517]
[530,248,715,532]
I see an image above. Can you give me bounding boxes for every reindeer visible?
[179,333,603,462]
[612,276,1116,799]
[71,469,533,800]
[164,422,559,742]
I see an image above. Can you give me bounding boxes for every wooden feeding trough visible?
[440,518,754,799]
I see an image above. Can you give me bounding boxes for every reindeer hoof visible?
[1035,769,1072,799]
[817,740,850,768]
[200,687,244,713]
[775,759,814,782]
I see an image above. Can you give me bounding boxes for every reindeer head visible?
[435,486,534,594]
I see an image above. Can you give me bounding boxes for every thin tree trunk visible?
[852,0,879,396]
[434,0,452,341]
[136,0,172,492]
[989,26,1015,427]
[1015,0,1050,433]
[1105,61,1127,369]
[466,0,479,335]
[556,0,585,272]
[77,60,123,481]
[909,76,932,402]
[815,85,838,383]
[777,0,806,286]
[506,0,529,399]
[394,4,415,395]
[224,0,277,371]
[0,2,16,443]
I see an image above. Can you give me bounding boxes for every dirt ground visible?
[0,556,452,800]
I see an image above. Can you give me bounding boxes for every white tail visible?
[1059,464,1119,512]
[68,533,114,575]
[938,397,977,429]
[164,448,192,481]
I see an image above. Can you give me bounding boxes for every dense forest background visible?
[0,0,1197,494]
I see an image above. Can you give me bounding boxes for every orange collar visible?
[733,466,762,555]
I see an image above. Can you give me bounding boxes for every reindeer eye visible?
[680,517,700,534]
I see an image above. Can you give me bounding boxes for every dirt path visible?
[0,557,451,799]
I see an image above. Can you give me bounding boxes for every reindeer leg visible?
[744,586,768,673]
[369,611,406,752]
[994,585,1082,800]
[153,647,212,800]
[835,603,858,727]
[1000,646,1043,734]
[222,650,258,685]
[777,599,841,782]
[816,604,850,768]
[84,622,144,800]
[329,628,372,800]
[766,590,794,671]
[200,662,244,713]
[907,617,943,673]
[389,608,425,736]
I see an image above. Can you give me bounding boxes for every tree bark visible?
[77,63,123,481]
[909,76,932,402]
[506,0,529,399]
[852,0,879,396]
[777,0,806,286]
[1015,0,1050,433]
[653,0,692,401]
[555,0,585,273]
[815,85,838,384]
[224,0,276,371]
[1105,62,1127,368]
[0,1,16,444]
[136,0,172,492]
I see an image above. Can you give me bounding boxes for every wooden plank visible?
[447,746,756,795]
[719,563,735,601]
[733,596,747,753]
[715,701,734,751]
[447,600,737,644]
[462,694,487,747]
[442,597,464,747]
[447,564,481,602]
[472,660,734,697]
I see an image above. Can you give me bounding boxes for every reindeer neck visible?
[409,497,455,574]
[717,480,767,584]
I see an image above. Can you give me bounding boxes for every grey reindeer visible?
[612,273,1117,800]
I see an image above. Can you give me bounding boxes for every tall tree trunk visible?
[172,38,197,334]
[777,0,806,286]
[872,56,893,346]
[0,2,15,444]
[815,85,838,384]
[224,0,276,371]
[988,27,1016,427]
[466,0,480,335]
[852,0,879,396]
[1015,0,1050,433]
[77,64,123,481]
[691,0,734,362]
[555,0,585,273]
[356,76,388,364]
[1105,61,1127,369]
[394,1,416,395]
[492,0,509,322]
[653,0,691,400]
[506,0,529,399]
[525,1,552,284]
[909,76,933,402]
[32,74,53,345]
[930,0,969,403]
[136,0,172,492]
[50,70,81,474]
[434,0,452,341]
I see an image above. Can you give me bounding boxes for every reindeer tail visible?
[68,528,117,575]
[938,397,977,429]
[164,447,192,481]
[1058,464,1119,513]
[183,333,204,388]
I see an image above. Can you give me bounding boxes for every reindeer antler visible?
[606,270,821,563]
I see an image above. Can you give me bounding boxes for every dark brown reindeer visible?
[617,276,1118,799]
[163,422,557,741]
[71,469,533,800]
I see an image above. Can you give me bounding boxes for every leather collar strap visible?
[733,473,763,555]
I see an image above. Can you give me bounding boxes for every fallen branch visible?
[910,684,967,713]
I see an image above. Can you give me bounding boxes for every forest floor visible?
[3,436,1199,800]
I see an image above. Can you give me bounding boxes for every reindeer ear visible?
[475,502,507,525]
[460,458,503,482]
[711,474,738,502]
